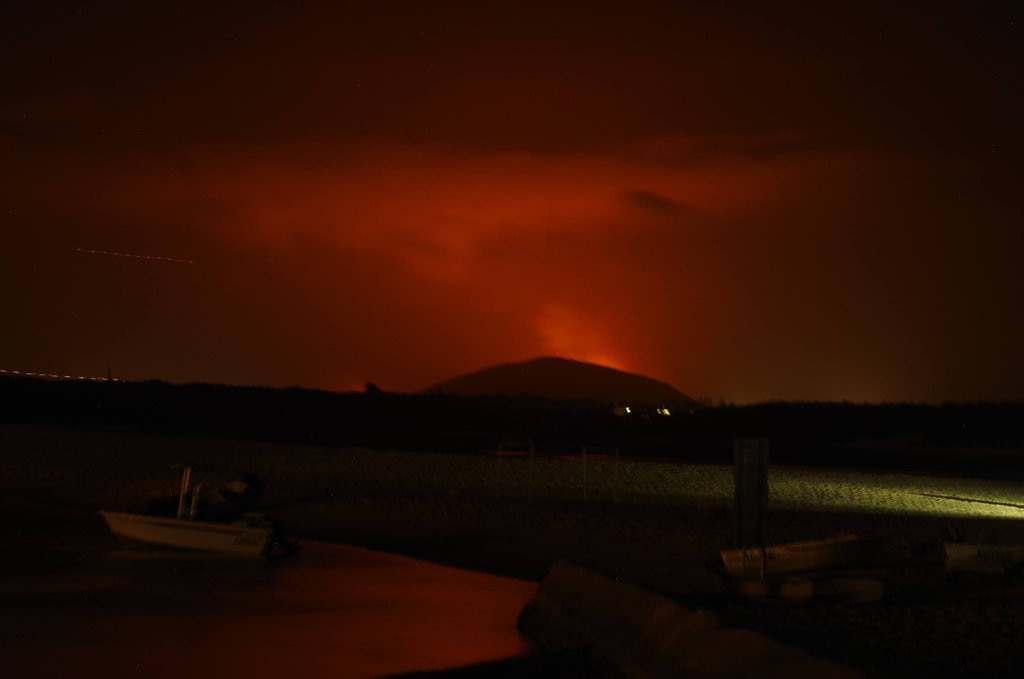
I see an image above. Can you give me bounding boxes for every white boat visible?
[720,533,877,578]
[99,510,280,556]
[99,466,295,557]
[944,542,1024,575]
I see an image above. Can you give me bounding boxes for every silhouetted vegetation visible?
[2,376,1022,477]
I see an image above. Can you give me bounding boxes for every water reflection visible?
[2,541,535,679]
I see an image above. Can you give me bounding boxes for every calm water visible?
[0,541,535,679]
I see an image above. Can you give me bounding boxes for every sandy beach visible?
[3,424,1024,677]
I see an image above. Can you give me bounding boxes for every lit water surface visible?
[1,541,535,679]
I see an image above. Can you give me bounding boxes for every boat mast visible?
[176,466,192,519]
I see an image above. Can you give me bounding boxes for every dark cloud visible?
[624,191,692,217]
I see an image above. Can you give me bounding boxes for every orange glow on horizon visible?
[2,0,1020,403]
[0,137,959,400]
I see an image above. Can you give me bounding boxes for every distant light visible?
[657,408,671,416]
[625,406,631,414]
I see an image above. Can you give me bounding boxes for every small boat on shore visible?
[720,533,877,578]
[944,542,1024,575]
[99,466,296,557]
[99,510,283,556]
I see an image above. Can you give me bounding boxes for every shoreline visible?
[5,490,1024,678]
[4,424,1024,676]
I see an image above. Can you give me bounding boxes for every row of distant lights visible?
[9,247,190,383]
[623,406,672,416]
[1,248,176,384]
[0,369,119,382]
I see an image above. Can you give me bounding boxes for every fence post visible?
[495,452,501,499]
[612,448,619,503]
[733,438,769,550]
[528,439,534,502]
[582,446,588,501]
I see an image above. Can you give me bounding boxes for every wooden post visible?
[612,448,619,503]
[733,439,769,550]
[528,439,534,502]
[176,466,192,519]
[582,446,588,501]
[495,452,501,499]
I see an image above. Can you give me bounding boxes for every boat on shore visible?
[720,533,878,578]
[99,510,287,556]
[99,466,297,557]
[944,542,1024,575]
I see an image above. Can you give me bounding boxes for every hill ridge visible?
[427,356,693,407]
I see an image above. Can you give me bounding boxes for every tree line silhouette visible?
[2,376,1022,478]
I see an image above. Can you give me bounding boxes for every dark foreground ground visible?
[3,424,1024,677]
[6,494,1024,678]
[302,509,1024,678]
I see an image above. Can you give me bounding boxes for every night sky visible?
[2,1,1020,403]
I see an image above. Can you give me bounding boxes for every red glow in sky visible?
[1,1,1021,402]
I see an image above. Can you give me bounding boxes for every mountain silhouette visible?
[427,356,693,407]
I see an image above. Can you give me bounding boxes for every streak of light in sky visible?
[75,248,196,265]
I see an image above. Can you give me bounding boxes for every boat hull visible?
[945,542,1024,575]
[99,510,271,556]
[721,534,874,578]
